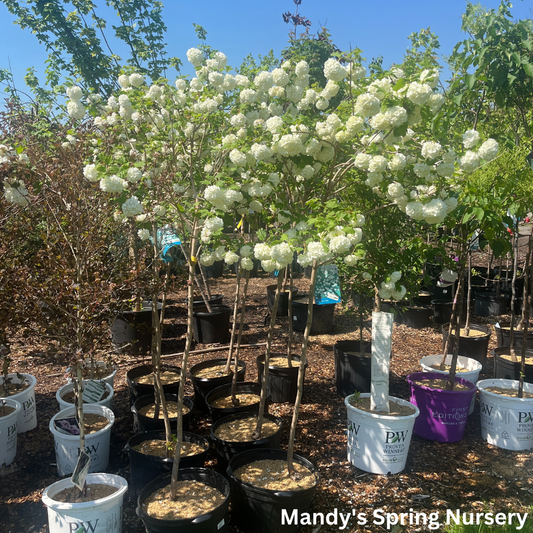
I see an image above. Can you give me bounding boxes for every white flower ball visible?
[100,175,126,193]
[323,58,346,82]
[66,86,83,101]
[405,201,425,220]
[459,151,481,173]
[129,73,144,87]
[240,257,254,271]
[421,141,443,160]
[478,138,499,161]
[254,243,271,260]
[122,196,143,217]
[138,228,150,241]
[462,129,480,149]
[229,149,247,167]
[83,163,99,182]
[200,252,215,267]
[67,100,86,120]
[187,48,204,67]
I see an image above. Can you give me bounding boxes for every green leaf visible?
[465,73,476,89]
[511,52,521,65]
[393,123,408,137]
[522,63,533,78]
[472,207,484,222]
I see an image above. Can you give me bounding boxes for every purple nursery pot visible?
[406,371,477,443]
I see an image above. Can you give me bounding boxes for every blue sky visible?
[0,0,532,92]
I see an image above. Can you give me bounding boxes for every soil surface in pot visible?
[211,393,259,408]
[53,484,118,503]
[81,413,109,433]
[498,353,533,364]
[0,380,30,397]
[132,439,206,458]
[455,328,487,337]
[142,480,225,520]
[192,364,244,379]
[134,370,179,385]
[347,396,416,416]
[485,387,533,399]
[428,364,470,372]
[0,405,16,417]
[263,356,298,367]
[214,416,278,442]
[61,387,111,404]
[412,378,471,391]
[234,459,317,490]
[137,401,190,419]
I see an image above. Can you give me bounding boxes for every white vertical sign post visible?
[370,311,394,413]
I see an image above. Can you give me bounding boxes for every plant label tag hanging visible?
[82,380,106,403]
[54,417,80,435]
[371,311,393,413]
[71,451,91,490]
[314,265,341,305]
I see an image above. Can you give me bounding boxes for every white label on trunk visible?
[82,380,106,404]
[371,311,393,412]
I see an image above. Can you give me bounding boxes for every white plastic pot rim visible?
[345,394,419,421]
[49,405,114,439]
[478,379,533,401]
[42,473,128,510]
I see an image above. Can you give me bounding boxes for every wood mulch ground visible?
[1,264,532,532]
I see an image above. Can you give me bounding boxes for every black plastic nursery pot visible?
[256,354,305,403]
[227,448,319,533]
[292,296,335,335]
[195,260,225,279]
[266,285,299,317]
[110,301,162,355]
[441,323,491,371]
[191,293,224,310]
[493,347,533,383]
[394,306,432,329]
[189,358,246,413]
[126,430,210,502]
[432,299,467,325]
[210,412,283,474]
[137,468,231,533]
[126,364,181,405]
[333,340,372,396]
[474,291,507,317]
[495,322,533,350]
[131,393,193,435]
[192,305,231,344]
[205,382,270,422]
[414,290,433,306]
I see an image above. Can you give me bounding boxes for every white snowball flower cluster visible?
[199,251,215,266]
[224,251,239,265]
[126,167,142,183]
[138,228,150,241]
[187,48,203,67]
[354,93,381,117]
[100,175,127,193]
[478,139,499,161]
[276,134,305,157]
[3,179,29,205]
[459,151,481,173]
[253,243,271,261]
[369,106,407,130]
[200,216,224,242]
[83,163,99,182]
[240,257,254,270]
[378,273,406,301]
[462,129,480,149]
[66,86,86,120]
[122,196,143,217]
[406,82,433,106]
[421,141,442,160]
[229,149,247,167]
[271,242,294,267]
[323,58,346,82]
[422,198,448,224]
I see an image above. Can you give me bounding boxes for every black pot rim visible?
[132,394,194,420]
[210,412,282,446]
[192,305,231,317]
[256,353,307,368]
[189,358,246,383]
[226,448,318,496]
[127,364,181,383]
[126,430,209,457]
[441,322,491,338]
[136,468,230,525]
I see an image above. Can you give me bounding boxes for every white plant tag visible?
[371,311,393,413]
[82,380,106,404]
[71,450,91,490]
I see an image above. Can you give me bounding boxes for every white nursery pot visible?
[42,473,127,533]
[49,405,114,476]
[420,354,482,415]
[478,379,533,451]
[0,373,37,432]
[345,394,419,475]
[0,399,21,467]
[56,381,114,411]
